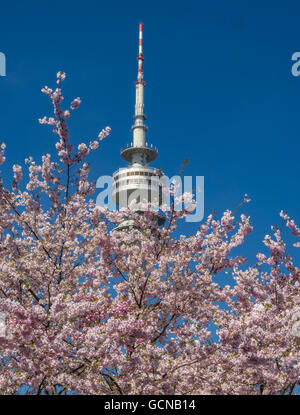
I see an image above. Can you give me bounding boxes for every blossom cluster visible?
[0,74,298,395]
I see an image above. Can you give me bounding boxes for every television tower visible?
[112,23,165,231]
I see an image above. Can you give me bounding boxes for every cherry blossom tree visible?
[0,73,298,395]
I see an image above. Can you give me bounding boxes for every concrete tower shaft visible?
[121,22,157,165]
[132,82,147,148]
[133,22,147,151]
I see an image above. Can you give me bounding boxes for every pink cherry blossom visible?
[70,97,81,110]
[56,71,66,84]
[98,126,111,141]
[0,147,5,165]
[89,141,99,150]
[0,73,298,396]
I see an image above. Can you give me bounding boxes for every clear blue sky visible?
[0,0,299,265]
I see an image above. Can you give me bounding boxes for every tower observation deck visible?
[112,23,165,229]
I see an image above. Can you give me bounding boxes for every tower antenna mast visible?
[137,22,145,85]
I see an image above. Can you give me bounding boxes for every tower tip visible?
[136,21,145,84]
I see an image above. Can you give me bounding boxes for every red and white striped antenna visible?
[136,22,145,85]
